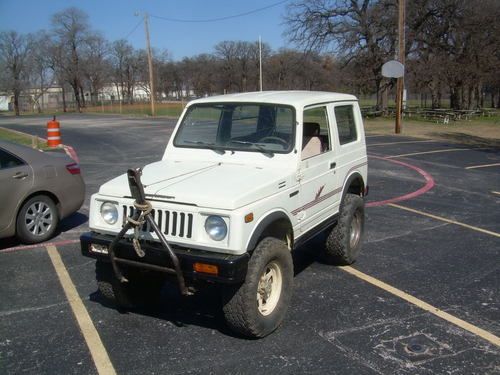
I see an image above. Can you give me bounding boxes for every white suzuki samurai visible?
[81,91,368,338]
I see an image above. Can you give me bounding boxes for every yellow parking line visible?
[466,162,500,170]
[386,147,487,159]
[388,203,500,238]
[368,140,436,147]
[492,191,500,196]
[46,246,117,375]
[340,266,500,346]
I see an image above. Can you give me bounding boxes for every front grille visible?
[122,205,194,239]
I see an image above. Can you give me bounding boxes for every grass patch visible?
[0,127,50,150]
[364,115,500,147]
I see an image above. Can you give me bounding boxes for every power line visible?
[150,0,289,23]
[123,18,143,40]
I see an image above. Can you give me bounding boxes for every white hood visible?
[98,160,293,210]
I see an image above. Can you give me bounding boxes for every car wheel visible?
[322,193,365,265]
[222,237,293,338]
[95,261,164,309]
[16,195,59,244]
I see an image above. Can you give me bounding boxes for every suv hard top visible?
[81,91,368,337]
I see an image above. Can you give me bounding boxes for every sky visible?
[0,0,293,60]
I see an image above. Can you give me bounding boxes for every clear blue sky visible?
[0,0,292,60]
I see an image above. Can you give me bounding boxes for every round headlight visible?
[100,202,118,225]
[205,215,227,241]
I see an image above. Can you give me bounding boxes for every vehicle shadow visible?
[87,237,324,338]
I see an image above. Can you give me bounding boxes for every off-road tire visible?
[95,261,164,309]
[16,195,59,244]
[322,193,364,265]
[222,237,293,338]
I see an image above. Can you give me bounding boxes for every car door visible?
[296,105,341,234]
[0,148,34,232]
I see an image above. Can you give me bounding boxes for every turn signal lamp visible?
[244,213,254,223]
[193,262,219,276]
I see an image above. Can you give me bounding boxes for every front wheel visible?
[16,195,59,244]
[322,193,365,265]
[222,237,293,338]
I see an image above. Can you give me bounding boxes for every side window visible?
[334,105,357,145]
[0,149,24,170]
[302,106,331,160]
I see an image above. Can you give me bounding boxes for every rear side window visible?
[334,105,357,145]
[0,148,25,170]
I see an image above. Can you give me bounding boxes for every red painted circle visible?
[366,155,435,207]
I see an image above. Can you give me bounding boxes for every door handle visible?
[12,172,28,179]
[330,162,336,169]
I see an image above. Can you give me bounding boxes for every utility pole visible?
[259,36,263,91]
[144,13,156,116]
[395,0,405,134]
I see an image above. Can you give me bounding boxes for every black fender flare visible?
[245,211,292,252]
[341,172,365,203]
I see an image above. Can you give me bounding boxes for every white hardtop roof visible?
[189,91,357,108]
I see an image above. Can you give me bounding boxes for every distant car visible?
[0,140,85,244]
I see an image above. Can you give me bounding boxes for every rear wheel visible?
[322,193,365,265]
[222,237,293,338]
[16,195,58,244]
[96,261,165,309]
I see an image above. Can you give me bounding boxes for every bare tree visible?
[81,33,110,105]
[0,31,32,115]
[51,7,91,112]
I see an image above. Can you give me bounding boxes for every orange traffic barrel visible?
[47,115,61,147]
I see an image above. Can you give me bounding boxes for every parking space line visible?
[388,203,500,238]
[465,162,500,170]
[386,147,488,159]
[0,239,79,254]
[492,191,500,196]
[340,266,500,346]
[46,245,117,375]
[368,140,437,147]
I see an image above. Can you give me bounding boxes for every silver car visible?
[0,140,85,244]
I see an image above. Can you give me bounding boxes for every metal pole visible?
[144,13,156,116]
[395,0,405,134]
[259,36,263,91]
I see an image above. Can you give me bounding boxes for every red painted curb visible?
[366,155,435,207]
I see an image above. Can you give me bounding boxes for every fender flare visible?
[245,210,292,252]
[341,172,365,203]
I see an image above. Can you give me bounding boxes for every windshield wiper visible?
[184,140,225,154]
[229,140,274,157]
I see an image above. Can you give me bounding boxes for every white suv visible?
[81,91,368,337]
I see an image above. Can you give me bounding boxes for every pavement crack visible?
[0,301,68,317]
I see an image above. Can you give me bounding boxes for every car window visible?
[302,106,331,160]
[0,148,25,170]
[334,105,358,145]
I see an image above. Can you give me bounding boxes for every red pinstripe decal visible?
[291,161,367,216]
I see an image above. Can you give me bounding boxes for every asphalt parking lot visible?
[0,114,499,374]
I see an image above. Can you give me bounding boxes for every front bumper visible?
[80,232,249,284]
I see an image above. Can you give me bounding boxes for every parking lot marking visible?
[340,265,500,347]
[388,203,500,238]
[368,140,437,147]
[386,147,487,159]
[465,162,500,170]
[46,245,117,375]
[492,191,500,196]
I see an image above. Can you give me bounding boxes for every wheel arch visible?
[245,210,294,252]
[341,172,365,203]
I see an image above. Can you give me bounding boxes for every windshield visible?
[174,103,295,154]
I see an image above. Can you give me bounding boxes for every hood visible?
[98,160,293,210]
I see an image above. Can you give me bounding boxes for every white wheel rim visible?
[257,261,283,316]
[25,201,53,236]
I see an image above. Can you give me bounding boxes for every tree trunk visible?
[62,86,67,112]
[13,91,20,116]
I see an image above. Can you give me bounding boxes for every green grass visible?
[0,127,50,150]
